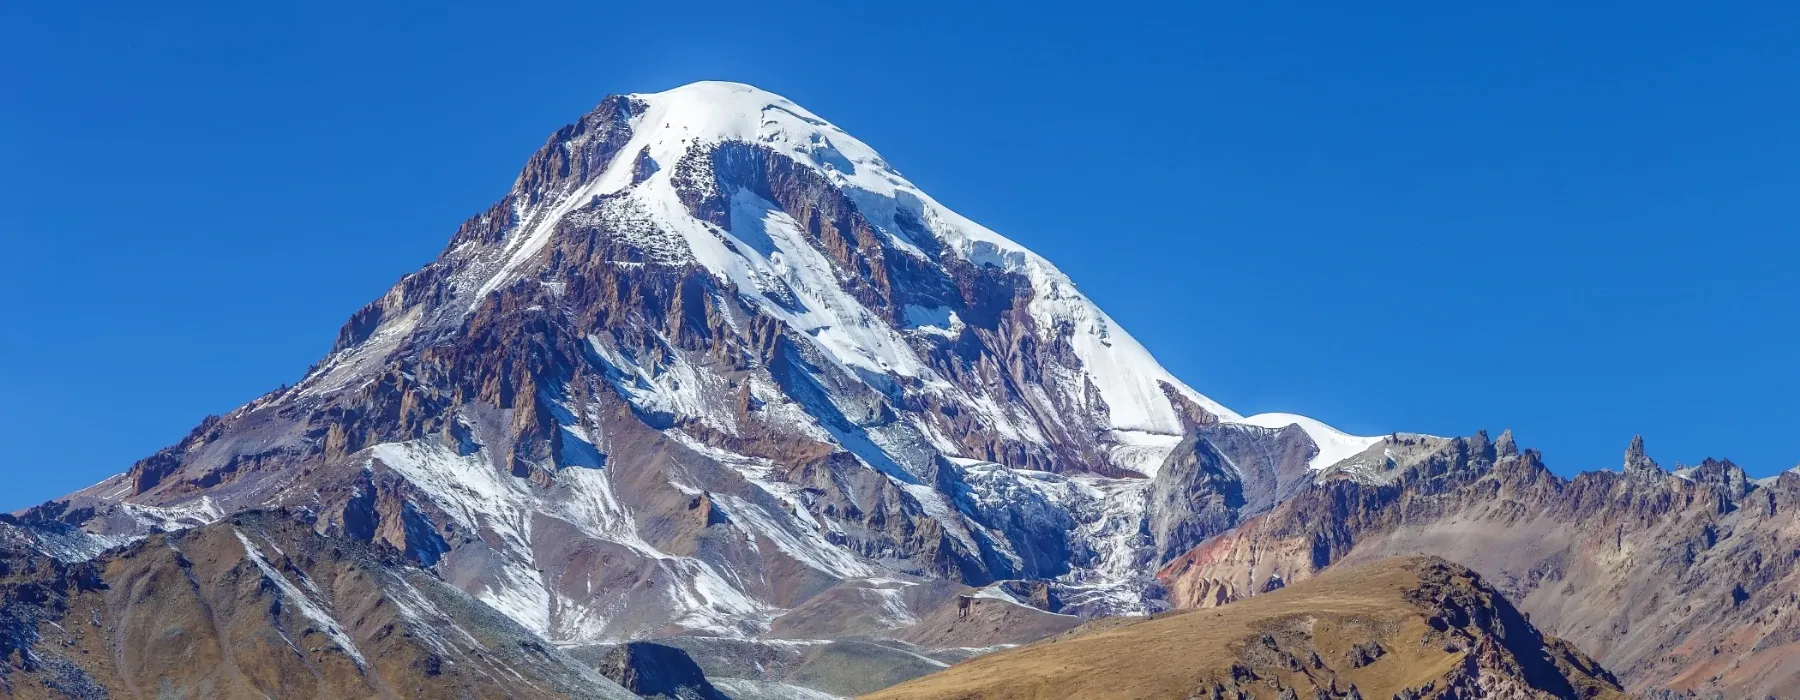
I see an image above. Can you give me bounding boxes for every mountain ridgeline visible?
[3,81,1794,699]
[1159,431,1800,697]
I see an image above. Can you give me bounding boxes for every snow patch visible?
[122,496,223,531]
[1230,413,1381,472]
[234,529,367,668]
[368,440,774,641]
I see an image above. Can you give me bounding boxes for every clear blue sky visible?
[4,1,1797,511]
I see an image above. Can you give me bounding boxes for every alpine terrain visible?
[867,556,1627,700]
[3,80,1794,698]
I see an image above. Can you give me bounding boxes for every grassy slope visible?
[863,555,1627,700]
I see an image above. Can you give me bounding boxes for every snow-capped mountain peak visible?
[63,80,1375,646]
[456,80,1254,474]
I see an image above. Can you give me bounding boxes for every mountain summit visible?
[324,79,1272,478]
[47,81,1371,646]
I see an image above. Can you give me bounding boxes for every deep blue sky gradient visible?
[4,1,1798,510]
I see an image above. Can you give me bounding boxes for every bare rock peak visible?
[1494,428,1518,458]
[1467,429,1496,463]
[1624,434,1663,477]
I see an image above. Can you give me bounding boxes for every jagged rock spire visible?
[1469,429,1496,462]
[1494,429,1519,459]
[1623,434,1663,479]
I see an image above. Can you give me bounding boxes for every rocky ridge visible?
[1158,432,1800,697]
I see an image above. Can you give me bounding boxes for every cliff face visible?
[865,555,1626,700]
[1158,432,1800,697]
[1144,423,1323,566]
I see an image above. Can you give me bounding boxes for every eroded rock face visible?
[1143,422,1322,564]
[0,521,108,699]
[1159,433,1800,697]
[592,641,728,700]
[1144,433,1243,566]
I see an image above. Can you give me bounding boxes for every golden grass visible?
[862,556,1536,700]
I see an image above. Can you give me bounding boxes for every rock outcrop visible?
[1144,422,1324,565]
[591,641,728,700]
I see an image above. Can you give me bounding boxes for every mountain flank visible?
[1159,431,1800,697]
[0,511,634,699]
[863,556,1626,700]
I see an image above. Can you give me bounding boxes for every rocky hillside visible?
[863,556,1627,700]
[1158,432,1800,697]
[0,511,635,699]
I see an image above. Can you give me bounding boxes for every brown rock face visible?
[0,511,635,700]
[1158,433,1800,697]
